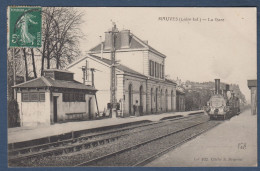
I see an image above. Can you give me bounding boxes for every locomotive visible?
[205,79,240,120]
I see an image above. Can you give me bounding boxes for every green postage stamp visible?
[9,7,42,47]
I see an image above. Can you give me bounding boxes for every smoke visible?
[211,57,233,79]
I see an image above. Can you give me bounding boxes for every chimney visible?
[120,30,130,48]
[215,79,220,94]
[82,66,86,85]
[104,31,113,50]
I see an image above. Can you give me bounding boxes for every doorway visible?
[89,98,92,119]
[53,96,58,123]
[128,84,133,115]
[139,86,143,115]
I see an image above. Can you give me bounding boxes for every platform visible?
[8,110,203,144]
[146,108,257,167]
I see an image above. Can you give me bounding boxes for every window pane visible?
[22,93,29,102]
[154,62,157,77]
[159,64,160,78]
[75,93,79,101]
[40,93,45,102]
[157,63,159,77]
[149,60,152,76]
[161,65,163,78]
[30,93,39,101]
[70,93,74,102]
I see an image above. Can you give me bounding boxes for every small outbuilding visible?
[13,69,98,127]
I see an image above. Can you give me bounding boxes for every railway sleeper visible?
[41,151,54,158]
[19,149,31,155]
[92,141,99,147]
[53,150,64,156]
[84,143,91,149]
[75,145,83,151]
[71,139,78,144]
[64,147,75,154]
[9,151,19,156]
[99,140,105,145]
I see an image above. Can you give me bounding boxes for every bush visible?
[8,99,20,128]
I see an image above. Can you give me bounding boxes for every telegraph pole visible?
[12,48,17,99]
[110,23,118,118]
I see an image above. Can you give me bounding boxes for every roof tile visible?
[89,33,166,57]
[89,54,147,78]
[13,76,97,91]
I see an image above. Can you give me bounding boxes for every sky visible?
[76,7,257,102]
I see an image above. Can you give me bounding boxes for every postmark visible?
[9,7,42,47]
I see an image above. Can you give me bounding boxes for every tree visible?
[7,48,21,127]
[7,7,84,127]
[30,48,37,78]
[22,48,29,81]
[38,7,84,74]
[184,81,247,111]
[52,8,83,69]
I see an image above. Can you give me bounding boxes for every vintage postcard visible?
[7,7,257,167]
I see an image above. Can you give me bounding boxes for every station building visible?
[13,69,97,127]
[67,27,181,117]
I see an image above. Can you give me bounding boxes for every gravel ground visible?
[9,115,209,167]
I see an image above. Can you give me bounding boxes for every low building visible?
[247,80,257,115]
[67,26,178,117]
[13,69,97,127]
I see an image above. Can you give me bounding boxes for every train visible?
[205,79,240,120]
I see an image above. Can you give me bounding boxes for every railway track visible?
[9,113,212,166]
[8,115,181,155]
[9,114,201,157]
[75,120,220,166]
[133,121,220,166]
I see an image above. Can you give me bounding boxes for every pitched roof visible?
[43,69,74,74]
[89,54,147,78]
[89,33,166,58]
[13,76,97,91]
[165,78,177,85]
[248,80,257,88]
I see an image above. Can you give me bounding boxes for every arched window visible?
[165,89,168,112]
[155,88,158,112]
[171,90,174,111]
[160,89,163,111]
[151,88,153,112]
